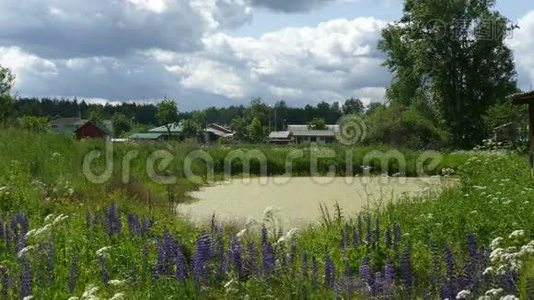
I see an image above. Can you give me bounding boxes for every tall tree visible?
[379,0,517,148]
[342,98,365,115]
[0,65,15,125]
[111,113,131,137]
[156,99,179,138]
[247,117,264,143]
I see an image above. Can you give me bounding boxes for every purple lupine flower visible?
[311,256,318,288]
[371,271,383,295]
[0,218,4,240]
[262,240,275,276]
[229,237,244,280]
[301,251,308,278]
[428,240,441,292]
[45,242,54,284]
[98,255,110,285]
[140,217,154,236]
[154,238,167,277]
[467,234,477,258]
[20,260,32,298]
[359,257,373,289]
[324,254,335,288]
[384,262,395,293]
[127,213,140,236]
[4,225,10,251]
[92,212,101,230]
[261,225,268,245]
[175,243,187,283]
[0,265,9,299]
[393,224,401,255]
[104,203,121,236]
[192,232,213,283]
[68,251,78,292]
[444,245,455,280]
[400,245,412,289]
[244,242,257,278]
[385,227,392,249]
[365,214,372,245]
[374,217,380,247]
[213,228,225,278]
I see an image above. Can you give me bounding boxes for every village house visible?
[268,124,340,144]
[50,117,112,139]
[203,123,235,144]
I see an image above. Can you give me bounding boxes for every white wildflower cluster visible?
[276,228,299,245]
[0,185,10,197]
[473,139,511,152]
[96,246,112,258]
[441,168,456,177]
[31,179,47,196]
[484,231,534,278]
[25,213,68,240]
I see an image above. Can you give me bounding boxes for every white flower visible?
[107,279,126,286]
[276,228,299,245]
[500,296,519,300]
[482,267,494,276]
[53,214,68,225]
[236,229,247,238]
[490,237,503,250]
[485,288,503,296]
[17,245,36,258]
[81,284,99,299]
[224,279,235,289]
[23,296,33,300]
[109,293,125,300]
[67,297,79,300]
[508,230,524,239]
[44,214,55,223]
[96,246,112,257]
[456,290,471,299]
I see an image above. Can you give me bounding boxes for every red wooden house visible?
[74,120,111,139]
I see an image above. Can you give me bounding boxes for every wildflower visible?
[484,288,503,296]
[68,251,78,292]
[193,232,213,282]
[0,265,9,299]
[107,279,126,286]
[17,245,35,258]
[236,228,247,238]
[508,230,524,239]
[490,237,503,250]
[98,256,110,285]
[52,214,68,225]
[400,245,412,288]
[359,257,373,289]
[301,251,308,278]
[20,260,32,298]
[311,256,318,288]
[456,290,471,299]
[229,237,244,280]
[384,262,395,291]
[81,284,99,299]
[262,239,275,276]
[109,293,125,300]
[324,254,335,289]
[95,246,111,258]
[175,243,187,283]
[500,296,519,300]
[104,203,121,236]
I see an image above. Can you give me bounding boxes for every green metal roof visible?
[129,133,163,140]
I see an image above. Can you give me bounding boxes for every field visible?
[0,129,533,299]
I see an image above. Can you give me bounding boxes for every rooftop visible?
[509,91,534,105]
[269,131,291,139]
[129,133,163,140]
[149,123,183,133]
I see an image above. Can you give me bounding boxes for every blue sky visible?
[0,0,532,110]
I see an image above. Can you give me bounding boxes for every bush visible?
[366,105,449,149]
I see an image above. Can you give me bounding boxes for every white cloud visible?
[510,10,534,90]
[0,47,58,86]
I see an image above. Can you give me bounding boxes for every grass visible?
[0,129,532,298]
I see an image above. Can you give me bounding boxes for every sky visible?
[0,0,533,111]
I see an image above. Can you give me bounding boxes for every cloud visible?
[161,17,390,106]
[510,10,534,90]
[250,0,335,12]
[0,0,253,58]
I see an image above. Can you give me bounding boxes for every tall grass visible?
[0,129,532,298]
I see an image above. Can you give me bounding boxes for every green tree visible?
[181,119,200,138]
[111,113,131,137]
[342,98,364,115]
[307,117,327,130]
[247,117,264,143]
[230,117,248,141]
[156,99,179,138]
[379,0,517,148]
[0,66,15,125]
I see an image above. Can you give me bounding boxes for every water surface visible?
[177,176,450,228]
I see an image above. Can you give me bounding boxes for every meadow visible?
[0,129,533,299]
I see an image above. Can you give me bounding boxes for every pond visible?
[177,176,453,228]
